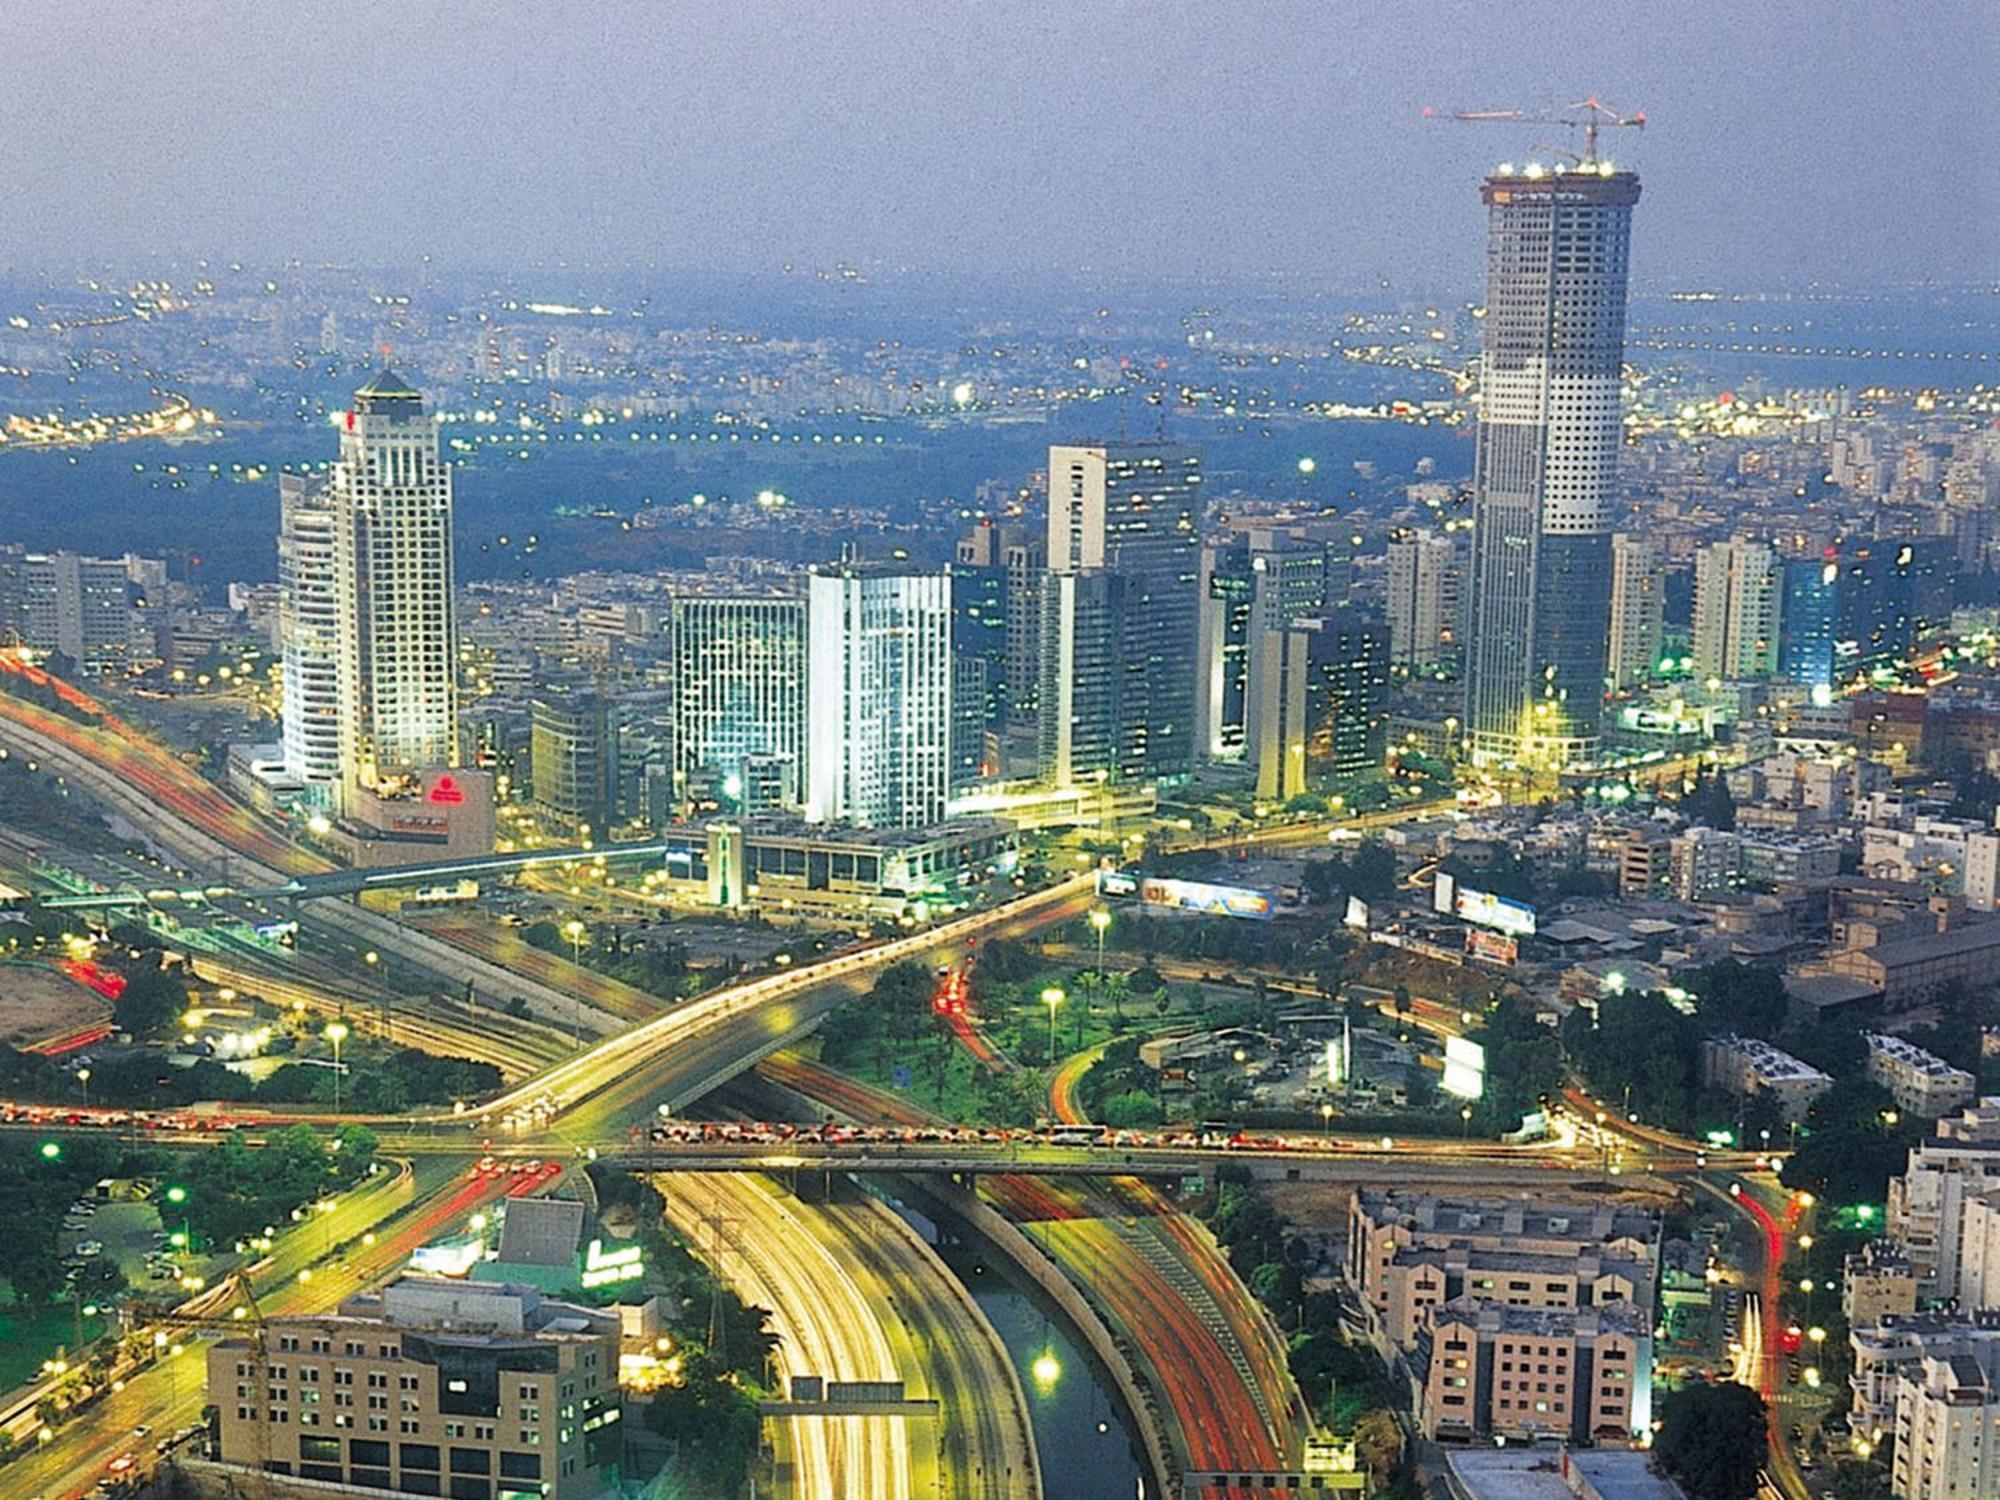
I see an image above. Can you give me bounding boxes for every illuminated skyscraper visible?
[1461,164,1640,766]
[669,593,807,810]
[1691,536,1783,682]
[1045,441,1202,778]
[278,473,341,802]
[806,564,953,828]
[329,370,457,795]
[1606,532,1664,692]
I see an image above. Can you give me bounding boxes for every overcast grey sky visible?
[2,0,1993,288]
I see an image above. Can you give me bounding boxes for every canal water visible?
[893,1202,1150,1500]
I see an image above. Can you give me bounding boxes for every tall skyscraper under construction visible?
[1461,162,1640,767]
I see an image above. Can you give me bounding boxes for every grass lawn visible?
[0,1300,106,1391]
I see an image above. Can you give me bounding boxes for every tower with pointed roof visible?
[329,369,457,797]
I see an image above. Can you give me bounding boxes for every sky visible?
[2,0,1994,290]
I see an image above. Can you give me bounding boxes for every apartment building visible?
[206,1277,622,1500]
[1843,1240,1920,1328]
[1866,1033,1977,1120]
[1850,1313,2000,1437]
[1888,1098,2000,1294]
[1894,1354,2000,1500]
[1697,1035,1832,1121]
[1419,1299,1652,1446]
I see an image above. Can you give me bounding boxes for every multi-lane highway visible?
[660,1172,934,1500]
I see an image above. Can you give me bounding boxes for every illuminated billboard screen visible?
[1453,885,1537,938]
[1344,896,1370,930]
[1442,1036,1487,1100]
[1466,930,1518,966]
[1095,869,1140,898]
[1138,877,1274,921]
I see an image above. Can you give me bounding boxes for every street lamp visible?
[326,1020,349,1113]
[1041,987,1064,1068]
[76,1068,90,1109]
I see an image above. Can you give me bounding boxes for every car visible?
[133,1425,151,1438]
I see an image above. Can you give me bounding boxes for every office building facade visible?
[330,370,457,794]
[806,565,952,828]
[206,1277,620,1500]
[279,474,342,801]
[1385,530,1463,672]
[1046,442,1202,778]
[531,691,618,836]
[1461,165,1640,767]
[669,594,807,812]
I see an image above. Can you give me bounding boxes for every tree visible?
[1654,1381,1767,1500]
[1683,960,1788,1040]
[1683,769,1738,831]
[1351,1408,1403,1485]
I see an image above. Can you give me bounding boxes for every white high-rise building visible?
[1384,530,1461,670]
[1889,1097,2000,1295]
[1691,536,1783,682]
[1894,1354,2000,1500]
[807,565,952,829]
[329,370,457,795]
[278,474,341,802]
[1607,532,1665,692]
[669,594,808,810]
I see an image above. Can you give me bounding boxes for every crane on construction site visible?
[1422,96,1645,165]
[126,1271,274,1479]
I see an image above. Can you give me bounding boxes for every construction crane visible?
[1422,96,1645,165]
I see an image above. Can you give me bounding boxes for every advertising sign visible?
[1466,929,1519,966]
[1138,877,1274,921]
[1441,1036,1487,1100]
[1453,885,1537,938]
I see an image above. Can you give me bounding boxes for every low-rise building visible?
[206,1277,622,1500]
[1668,827,1742,902]
[1867,1033,1978,1119]
[640,815,1018,918]
[1420,1298,1652,1446]
[1823,922,2000,1010]
[1698,1034,1832,1120]
[1348,1192,1661,1356]
[1843,1240,1920,1328]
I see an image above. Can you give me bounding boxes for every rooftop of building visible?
[717,814,1014,850]
[1354,1189,1659,1245]
[1704,1033,1830,1084]
[354,367,422,402]
[1448,1448,1686,1500]
[1861,920,2000,969]
[1866,1032,1977,1080]
[1430,1295,1648,1339]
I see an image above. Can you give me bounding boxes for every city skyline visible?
[0,1,1991,287]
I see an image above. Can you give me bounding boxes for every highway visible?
[760,1054,1305,1500]
[660,1173,914,1500]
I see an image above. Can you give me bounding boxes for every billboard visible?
[1441,1036,1487,1100]
[1096,869,1140,898]
[1343,896,1371,930]
[1466,930,1518,966]
[1138,877,1274,921]
[1434,871,1536,938]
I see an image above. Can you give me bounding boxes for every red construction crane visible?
[1422,96,1646,164]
